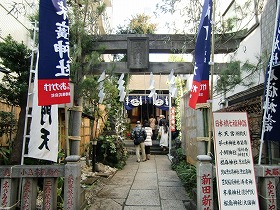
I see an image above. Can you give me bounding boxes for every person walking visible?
[158,121,168,151]
[158,114,167,126]
[143,120,153,160]
[149,114,157,140]
[131,121,147,162]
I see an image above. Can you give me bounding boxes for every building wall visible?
[212,0,273,111]
[0,0,112,43]
[261,0,277,54]
[213,26,264,111]
[0,0,36,43]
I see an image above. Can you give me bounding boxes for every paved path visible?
[87,155,190,210]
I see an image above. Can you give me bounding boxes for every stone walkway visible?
[87,154,190,210]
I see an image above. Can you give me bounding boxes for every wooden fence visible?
[0,101,93,156]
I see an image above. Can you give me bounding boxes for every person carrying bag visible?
[131,121,147,162]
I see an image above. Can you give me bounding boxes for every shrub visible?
[96,135,128,169]
[171,148,196,198]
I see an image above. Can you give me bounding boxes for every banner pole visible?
[207,0,215,155]
[168,93,172,159]
[258,0,280,165]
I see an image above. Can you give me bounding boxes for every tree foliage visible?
[0,111,17,138]
[68,1,106,86]
[67,1,128,167]
[0,35,31,164]
[116,13,157,34]
[0,35,31,107]
[215,56,266,96]
[156,0,265,96]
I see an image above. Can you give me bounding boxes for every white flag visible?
[28,72,58,162]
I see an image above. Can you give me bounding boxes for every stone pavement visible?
[87,154,190,210]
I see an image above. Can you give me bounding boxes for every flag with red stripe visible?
[189,0,212,109]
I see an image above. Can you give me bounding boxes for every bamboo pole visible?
[65,106,70,157]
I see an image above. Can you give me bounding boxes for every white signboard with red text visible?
[213,112,259,210]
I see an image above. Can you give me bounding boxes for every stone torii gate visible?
[91,33,245,75]
[90,32,245,161]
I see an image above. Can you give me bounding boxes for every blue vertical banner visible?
[189,0,212,109]
[262,8,280,141]
[38,0,70,106]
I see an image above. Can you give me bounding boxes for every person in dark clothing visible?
[131,121,147,162]
[158,115,167,126]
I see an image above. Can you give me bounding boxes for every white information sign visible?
[213,112,259,210]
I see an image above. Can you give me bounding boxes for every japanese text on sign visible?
[213,112,259,210]
[38,0,70,105]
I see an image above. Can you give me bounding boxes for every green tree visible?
[115,13,157,62]
[156,0,264,96]
[67,2,128,168]
[116,13,158,34]
[0,35,31,164]
[0,111,17,140]
[67,0,106,155]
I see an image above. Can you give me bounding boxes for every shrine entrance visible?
[92,33,244,127]
[125,93,169,124]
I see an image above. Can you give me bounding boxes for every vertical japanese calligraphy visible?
[189,0,212,109]
[66,175,74,209]
[213,112,259,210]
[201,173,212,209]
[38,0,70,106]
[1,180,9,207]
[22,179,31,210]
[262,7,280,141]
[28,72,58,162]
[266,180,276,209]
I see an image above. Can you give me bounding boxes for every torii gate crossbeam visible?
[91,33,245,75]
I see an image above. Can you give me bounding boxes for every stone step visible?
[124,139,168,155]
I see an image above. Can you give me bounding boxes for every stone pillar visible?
[64,155,81,210]
[255,165,279,210]
[196,155,213,210]
[1,178,18,210]
[43,178,58,210]
[21,178,37,210]
[258,177,277,210]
